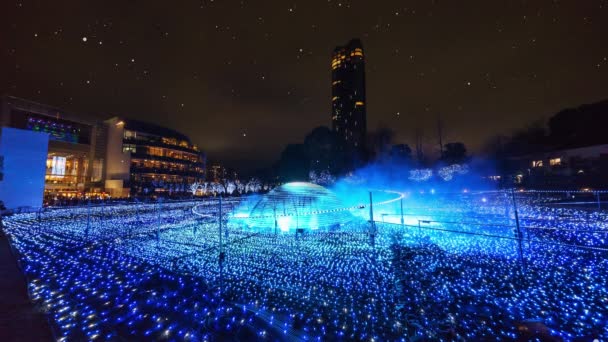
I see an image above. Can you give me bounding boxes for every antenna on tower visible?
[437,113,444,160]
[415,127,424,166]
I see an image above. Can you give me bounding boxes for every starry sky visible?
[2,0,607,170]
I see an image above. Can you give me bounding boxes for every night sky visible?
[2,0,607,170]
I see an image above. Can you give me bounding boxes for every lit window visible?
[355,101,364,106]
[122,144,136,153]
[51,156,66,177]
[549,158,561,166]
[148,147,164,157]
[162,137,178,145]
[531,160,543,168]
[92,159,103,182]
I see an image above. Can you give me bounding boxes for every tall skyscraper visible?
[331,39,367,153]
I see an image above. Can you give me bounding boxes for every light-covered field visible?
[3,192,607,341]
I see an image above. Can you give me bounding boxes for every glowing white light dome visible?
[237,182,353,232]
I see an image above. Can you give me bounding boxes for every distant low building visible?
[495,98,608,189]
[507,144,608,189]
[208,164,226,183]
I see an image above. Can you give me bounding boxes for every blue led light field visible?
[2,190,608,341]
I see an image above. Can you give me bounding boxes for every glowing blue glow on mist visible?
[232,182,356,232]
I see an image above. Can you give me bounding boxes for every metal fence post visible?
[273,207,278,235]
[218,195,224,296]
[510,189,526,271]
[155,201,160,244]
[86,198,91,240]
[369,192,376,247]
[369,192,375,227]
[219,196,222,253]
[400,198,404,227]
[135,200,140,222]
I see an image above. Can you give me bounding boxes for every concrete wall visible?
[0,127,49,210]
[104,118,131,196]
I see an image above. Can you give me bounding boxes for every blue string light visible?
[2,191,607,340]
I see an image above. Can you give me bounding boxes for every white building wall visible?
[104,118,131,197]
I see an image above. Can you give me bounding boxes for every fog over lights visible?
[232,182,354,232]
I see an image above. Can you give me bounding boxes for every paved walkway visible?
[0,226,53,341]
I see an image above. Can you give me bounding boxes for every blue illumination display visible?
[232,182,355,232]
[2,189,608,340]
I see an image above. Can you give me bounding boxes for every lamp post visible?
[369,192,376,247]
[86,198,91,240]
[218,196,225,296]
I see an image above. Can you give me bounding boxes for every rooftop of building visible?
[333,38,363,53]
[108,117,192,144]
[2,95,96,127]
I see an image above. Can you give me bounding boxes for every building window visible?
[531,160,543,168]
[122,144,136,153]
[148,147,164,157]
[92,159,104,182]
[51,156,66,177]
[124,130,137,139]
[162,137,178,146]
[549,158,562,166]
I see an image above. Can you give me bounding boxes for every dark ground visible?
[0,225,52,341]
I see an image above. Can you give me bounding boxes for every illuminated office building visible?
[104,117,205,197]
[331,39,367,154]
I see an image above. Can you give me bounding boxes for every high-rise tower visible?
[331,39,366,153]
